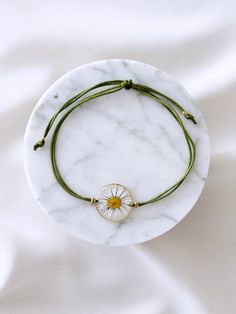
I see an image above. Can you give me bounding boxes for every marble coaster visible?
[23,59,209,246]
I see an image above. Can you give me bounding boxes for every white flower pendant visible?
[96,183,133,222]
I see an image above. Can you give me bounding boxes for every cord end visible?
[182,111,197,124]
[90,197,98,205]
[33,138,45,151]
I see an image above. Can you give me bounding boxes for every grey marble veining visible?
[23,59,209,246]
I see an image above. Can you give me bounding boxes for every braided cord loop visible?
[34,79,196,207]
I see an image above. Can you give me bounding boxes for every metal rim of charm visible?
[95,183,133,222]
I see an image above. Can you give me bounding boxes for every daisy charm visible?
[95,183,133,222]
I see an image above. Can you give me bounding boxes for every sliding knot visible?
[182,111,197,124]
[33,138,45,151]
[122,79,133,90]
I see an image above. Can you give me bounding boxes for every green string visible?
[33,79,196,207]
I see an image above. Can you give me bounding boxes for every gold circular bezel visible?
[95,183,133,222]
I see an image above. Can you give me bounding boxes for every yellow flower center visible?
[107,197,121,209]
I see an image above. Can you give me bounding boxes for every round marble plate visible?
[23,59,209,246]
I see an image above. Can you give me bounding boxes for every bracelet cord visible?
[34,79,196,207]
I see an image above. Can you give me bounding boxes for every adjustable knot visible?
[182,111,197,124]
[122,79,133,90]
[33,138,45,151]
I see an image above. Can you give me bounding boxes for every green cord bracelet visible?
[34,79,196,222]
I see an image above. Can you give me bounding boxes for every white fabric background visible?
[0,1,235,313]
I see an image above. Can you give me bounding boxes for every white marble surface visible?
[23,59,209,246]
